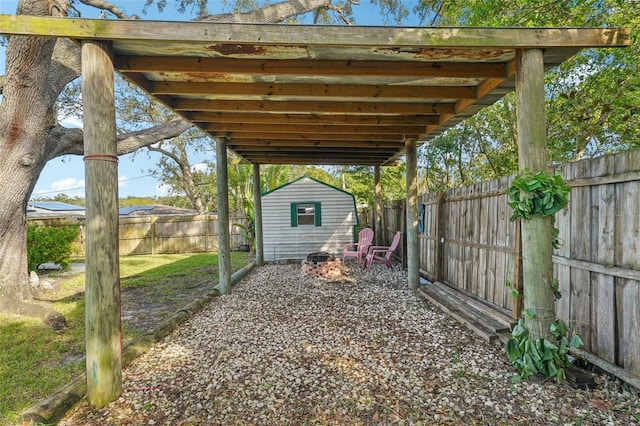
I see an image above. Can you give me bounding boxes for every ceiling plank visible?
[215,131,409,141]
[150,81,477,100]
[228,139,404,148]
[189,112,440,125]
[119,57,508,79]
[176,99,456,115]
[203,123,426,134]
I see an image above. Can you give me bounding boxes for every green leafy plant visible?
[506,169,571,221]
[505,318,584,383]
[26,224,79,272]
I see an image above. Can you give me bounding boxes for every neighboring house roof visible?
[27,201,85,219]
[119,205,198,216]
[28,201,85,211]
[118,205,156,215]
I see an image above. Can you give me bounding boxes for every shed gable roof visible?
[262,175,354,198]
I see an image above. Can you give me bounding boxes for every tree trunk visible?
[0,0,59,316]
[0,0,341,317]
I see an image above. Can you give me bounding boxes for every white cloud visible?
[191,162,210,173]
[59,115,83,129]
[51,177,84,191]
[156,183,171,197]
[118,175,128,188]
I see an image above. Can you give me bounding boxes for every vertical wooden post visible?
[82,40,122,408]
[405,138,419,290]
[252,163,264,266]
[434,191,446,282]
[216,137,231,294]
[374,165,382,245]
[515,48,555,340]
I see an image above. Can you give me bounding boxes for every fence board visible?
[382,148,640,380]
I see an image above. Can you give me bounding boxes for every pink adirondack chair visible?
[364,231,402,269]
[342,227,374,265]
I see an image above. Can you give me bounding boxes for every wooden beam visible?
[218,132,409,141]
[234,148,397,157]
[227,139,404,148]
[240,153,390,165]
[150,81,477,100]
[81,40,122,408]
[203,123,427,135]
[0,16,630,48]
[456,59,517,113]
[121,57,507,79]
[190,112,440,126]
[175,98,456,115]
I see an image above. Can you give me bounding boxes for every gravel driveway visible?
[62,263,639,425]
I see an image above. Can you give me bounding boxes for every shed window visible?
[291,202,321,227]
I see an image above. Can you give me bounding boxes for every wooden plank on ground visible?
[416,286,496,343]
[432,281,516,330]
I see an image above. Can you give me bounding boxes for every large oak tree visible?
[0,0,343,318]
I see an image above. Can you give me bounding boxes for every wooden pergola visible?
[0,15,629,408]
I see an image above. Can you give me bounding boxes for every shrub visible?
[505,318,584,383]
[27,224,79,272]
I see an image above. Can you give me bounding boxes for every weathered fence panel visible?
[554,150,640,378]
[416,176,517,314]
[29,214,248,257]
[384,149,640,379]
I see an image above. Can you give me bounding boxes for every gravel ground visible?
[61,263,640,425]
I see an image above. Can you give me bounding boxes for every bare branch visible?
[197,0,331,23]
[326,3,352,25]
[77,0,132,19]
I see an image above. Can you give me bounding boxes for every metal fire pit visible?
[306,252,335,263]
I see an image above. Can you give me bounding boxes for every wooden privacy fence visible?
[29,214,249,256]
[382,148,640,380]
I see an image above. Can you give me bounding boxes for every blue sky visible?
[0,0,422,199]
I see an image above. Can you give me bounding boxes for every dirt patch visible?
[33,264,219,341]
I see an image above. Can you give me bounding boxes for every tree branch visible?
[197,0,331,23]
[77,0,132,19]
[44,117,193,160]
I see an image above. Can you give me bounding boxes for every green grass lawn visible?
[0,252,249,426]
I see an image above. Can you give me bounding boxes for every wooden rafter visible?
[0,14,628,165]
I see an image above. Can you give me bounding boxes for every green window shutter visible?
[290,203,298,227]
[314,202,321,227]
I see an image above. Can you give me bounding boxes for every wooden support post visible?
[216,137,231,294]
[81,40,122,408]
[374,165,382,245]
[405,138,419,290]
[515,48,555,340]
[252,163,264,266]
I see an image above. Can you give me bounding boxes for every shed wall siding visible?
[262,178,357,261]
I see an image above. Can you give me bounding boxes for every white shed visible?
[261,176,359,261]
